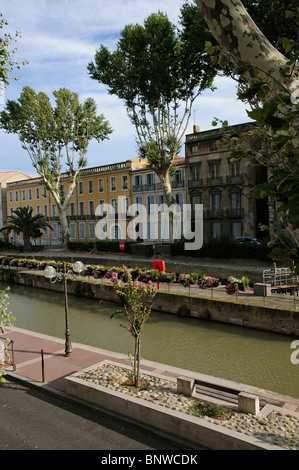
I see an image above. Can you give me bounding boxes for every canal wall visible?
[1,268,298,337]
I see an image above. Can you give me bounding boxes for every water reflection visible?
[2,281,299,398]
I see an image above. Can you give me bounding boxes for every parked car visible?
[234,237,261,245]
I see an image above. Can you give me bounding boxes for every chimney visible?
[193,125,200,133]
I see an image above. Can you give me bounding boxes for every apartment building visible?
[130,158,187,241]
[6,158,146,245]
[0,171,32,239]
[185,122,269,241]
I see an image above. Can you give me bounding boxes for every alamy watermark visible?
[290,340,299,365]
[94,198,203,250]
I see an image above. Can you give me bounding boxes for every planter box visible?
[64,361,282,451]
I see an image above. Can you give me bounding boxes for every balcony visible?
[132,184,144,193]
[206,176,222,185]
[205,209,224,218]
[226,175,244,184]
[188,178,203,188]
[144,183,156,191]
[172,179,184,189]
[226,208,244,218]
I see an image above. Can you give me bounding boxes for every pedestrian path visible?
[3,326,299,414]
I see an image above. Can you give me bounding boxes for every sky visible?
[0,0,252,176]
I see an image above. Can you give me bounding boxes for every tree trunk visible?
[58,208,70,251]
[134,335,140,387]
[23,233,31,252]
[158,171,176,244]
[195,0,298,90]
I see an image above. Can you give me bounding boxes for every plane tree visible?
[88,9,217,241]
[0,86,112,249]
[195,0,299,269]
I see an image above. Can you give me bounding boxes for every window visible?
[79,201,84,216]
[43,205,48,217]
[231,192,241,210]
[70,202,75,216]
[78,181,84,195]
[191,166,200,181]
[42,187,47,198]
[88,180,93,194]
[28,189,32,200]
[232,222,242,238]
[209,162,219,180]
[70,223,76,239]
[122,175,128,190]
[89,222,95,239]
[191,144,198,155]
[97,199,105,216]
[174,192,183,210]
[52,223,58,238]
[88,200,95,216]
[146,173,154,189]
[210,193,220,210]
[15,191,18,202]
[79,222,86,239]
[51,204,57,217]
[98,178,104,193]
[110,198,117,213]
[22,190,25,201]
[191,195,201,216]
[110,176,116,191]
[210,141,218,151]
[147,195,154,214]
[36,187,40,200]
[36,205,40,214]
[44,226,49,238]
[230,161,240,178]
[9,192,12,202]
[212,222,221,238]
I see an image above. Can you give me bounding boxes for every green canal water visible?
[1,281,299,398]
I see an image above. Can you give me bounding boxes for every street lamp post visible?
[43,260,84,357]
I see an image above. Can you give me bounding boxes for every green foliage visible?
[88,7,217,206]
[0,206,52,250]
[0,13,28,87]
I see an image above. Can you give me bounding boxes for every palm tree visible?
[0,206,52,251]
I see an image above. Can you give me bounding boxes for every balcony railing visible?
[188,178,203,188]
[172,179,184,189]
[226,175,244,184]
[205,209,224,218]
[206,176,222,185]
[132,184,144,192]
[226,208,244,218]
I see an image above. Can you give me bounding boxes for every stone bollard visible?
[238,392,260,415]
[177,376,196,396]
[253,283,271,296]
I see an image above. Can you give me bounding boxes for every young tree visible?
[88,10,216,241]
[0,206,52,251]
[111,267,157,388]
[0,87,112,249]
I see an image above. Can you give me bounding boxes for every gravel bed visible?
[78,363,299,451]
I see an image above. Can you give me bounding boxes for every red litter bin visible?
[119,241,126,256]
[153,260,165,289]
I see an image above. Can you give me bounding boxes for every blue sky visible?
[0,0,252,175]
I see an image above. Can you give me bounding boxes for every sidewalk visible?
[3,326,299,413]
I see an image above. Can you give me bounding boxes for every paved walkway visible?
[3,326,299,415]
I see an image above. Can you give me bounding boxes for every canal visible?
[2,281,299,398]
